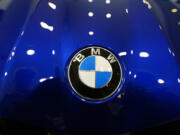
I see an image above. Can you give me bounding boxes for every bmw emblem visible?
[68,46,122,102]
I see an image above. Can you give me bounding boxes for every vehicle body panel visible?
[0,0,180,134]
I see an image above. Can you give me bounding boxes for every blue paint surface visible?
[0,0,180,134]
[96,71,112,88]
[80,56,95,70]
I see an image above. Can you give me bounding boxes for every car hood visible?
[0,0,180,134]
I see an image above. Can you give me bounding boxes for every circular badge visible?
[68,46,122,102]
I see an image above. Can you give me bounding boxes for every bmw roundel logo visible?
[68,46,122,102]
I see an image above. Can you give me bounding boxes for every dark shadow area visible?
[132,120,180,135]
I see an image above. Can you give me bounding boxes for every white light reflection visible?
[49,76,54,79]
[168,48,171,53]
[105,0,111,4]
[171,8,178,13]
[48,2,56,10]
[4,72,8,76]
[139,52,149,58]
[125,8,128,14]
[21,31,24,36]
[134,74,137,78]
[88,0,93,3]
[88,12,94,17]
[39,78,47,83]
[39,76,54,83]
[172,52,175,57]
[40,21,54,31]
[52,50,55,55]
[119,52,127,56]
[129,71,132,75]
[158,79,165,84]
[178,78,180,83]
[106,13,111,18]
[131,50,133,55]
[27,49,35,55]
[89,31,94,36]
[11,52,15,56]
[81,98,86,102]
[143,0,152,9]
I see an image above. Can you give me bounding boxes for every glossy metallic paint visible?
[0,0,180,134]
